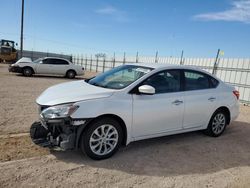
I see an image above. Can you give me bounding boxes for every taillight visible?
[233,90,240,100]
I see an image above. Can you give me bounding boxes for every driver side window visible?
[142,70,181,94]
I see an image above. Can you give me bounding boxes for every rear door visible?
[51,59,70,75]
[183,70,218,129]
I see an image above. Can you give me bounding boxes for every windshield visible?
[87,65,153,89]
[33,58,43,63]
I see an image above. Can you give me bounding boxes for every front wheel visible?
[23,67,33,77]
[80,118,123,160]
[204,110,228,137]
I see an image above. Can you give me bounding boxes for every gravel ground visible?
[0,64,96,134]
[0,64,250,188]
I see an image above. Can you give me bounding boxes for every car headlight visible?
[40,104,79,119]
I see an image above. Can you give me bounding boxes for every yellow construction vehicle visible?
[0,39,18,63]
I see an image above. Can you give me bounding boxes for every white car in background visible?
[30,63,240,160]
[9,57,84,78]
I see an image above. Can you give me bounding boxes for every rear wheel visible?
[23,67,33,77]
[66,70,76,79]
[204,110,228,137]
[80,118,123,160]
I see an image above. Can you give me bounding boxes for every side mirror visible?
[138,85,155,95]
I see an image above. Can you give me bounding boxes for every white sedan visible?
[30,63,240,160]
[9,57,84,78]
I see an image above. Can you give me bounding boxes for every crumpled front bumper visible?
[8,65,23,73]
[30,118,80,150]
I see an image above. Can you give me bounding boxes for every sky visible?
[1,0,250,58]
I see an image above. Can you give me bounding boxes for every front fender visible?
[71,95,133,144]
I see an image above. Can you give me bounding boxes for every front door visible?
[132,69,184,138]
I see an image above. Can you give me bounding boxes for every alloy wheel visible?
[89,124,119,156]
[212,113,226,135]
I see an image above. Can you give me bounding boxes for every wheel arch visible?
[66,69,77,76]
[23,66,35,73]
[214,106,231,125]
[76,114,128,148]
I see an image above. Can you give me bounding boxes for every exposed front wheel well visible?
[22,66,34,76]
[23,66,35,73]
[77,114,127,148]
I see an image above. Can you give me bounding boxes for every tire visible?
[23,67,33,77]
[204,110,228,137]
[80,118,123,160]
[66,70,76,79]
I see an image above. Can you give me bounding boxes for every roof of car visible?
[126,62,216,77]
[43,57,71,61]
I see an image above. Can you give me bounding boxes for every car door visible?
[183,70,217,129]
[36,58,53,74]
[50,59,70,75]
[132,69,184,138]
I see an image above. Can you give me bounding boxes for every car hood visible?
[36,80,115,106]
[14,57,32,64]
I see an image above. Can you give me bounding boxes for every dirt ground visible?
[0,64,250,188]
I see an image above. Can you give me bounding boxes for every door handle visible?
[172,100,183,105]
[208,97,216,102]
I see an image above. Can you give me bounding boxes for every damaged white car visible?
[30,64,239,160]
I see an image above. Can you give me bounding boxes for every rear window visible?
[184,71,212,91]
[209,77,219,88]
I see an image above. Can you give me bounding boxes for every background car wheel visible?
[80,117,123,160]
[204,110,228,137]
[23,67,33,77]
[66,70,76,79]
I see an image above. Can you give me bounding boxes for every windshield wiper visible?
[89,82,109,88]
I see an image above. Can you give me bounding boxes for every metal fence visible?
[72,55,250,104]
[17,50,72,62]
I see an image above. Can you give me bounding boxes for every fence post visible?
[81,54,82,66]
[212,49,220,75]
[70,54,73,62]
[136,52,139,63]
[90,55,93,72]
[155,51,158,63]
[96,57,99,72]
[112,52,116,68]
[85,55,87,70]
[103,57,106,72]
[123,52,126,64]
[180,50,184,65]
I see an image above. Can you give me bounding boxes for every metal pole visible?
[81,54,83,66]
[90,55,92,71]
[180,50,184,65]
[103,57,105,73]
[212,49,220,75]
[20,0,24,58]
[112,52,116,68]
[85,55,87,70]
[155,51,158,63]
[96,57,98,72]
[123,52,126,64]
[136,52,139,63]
